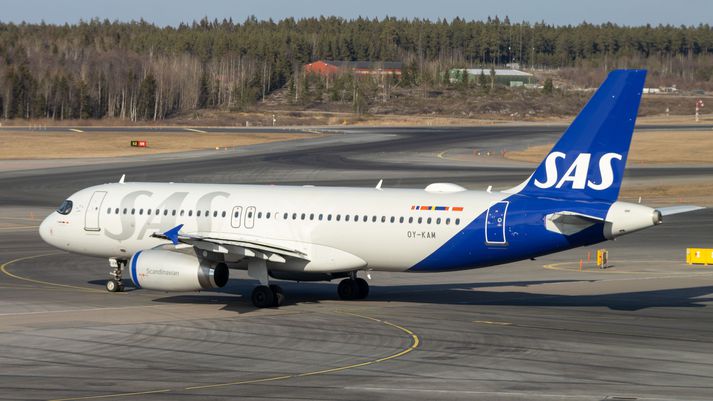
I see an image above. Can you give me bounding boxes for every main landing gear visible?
[106,258,126,293]
[248,260,284,308]
[337,273,369,300]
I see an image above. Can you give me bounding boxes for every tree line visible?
[1,16,713,120]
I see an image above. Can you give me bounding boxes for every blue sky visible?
[0,0,709,26]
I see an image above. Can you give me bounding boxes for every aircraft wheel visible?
[270,285,285,307]
[252,285,275,308]
[355,278,369,299]
[337,279,360,300]
[106,279,121,293]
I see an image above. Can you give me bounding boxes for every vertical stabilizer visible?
[515,70,646,202]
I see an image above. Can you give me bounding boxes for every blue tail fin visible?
[515,69,646,202]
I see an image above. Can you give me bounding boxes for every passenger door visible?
[84,191,107,232]
[485,201,508,245]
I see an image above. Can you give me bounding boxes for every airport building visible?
[305,60,403,76]
[449,68,534,86]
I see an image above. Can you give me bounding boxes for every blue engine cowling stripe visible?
[130,251,142,288]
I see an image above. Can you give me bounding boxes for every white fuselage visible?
[40,182,508,273]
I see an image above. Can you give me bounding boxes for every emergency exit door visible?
[485,201,508,245]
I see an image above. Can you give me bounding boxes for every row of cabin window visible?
[107,208,227,218]
[249,211,461,226]
[106,207,461,226]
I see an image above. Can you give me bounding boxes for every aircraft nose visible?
[39,215,54,244]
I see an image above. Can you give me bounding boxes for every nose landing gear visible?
[106,258,126,293]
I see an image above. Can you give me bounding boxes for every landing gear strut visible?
[248,260,284,308]
[106,258,126,293]
[337,272,369,300]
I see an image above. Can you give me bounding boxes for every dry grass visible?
[0,131,319,159]
[505,131,713,165]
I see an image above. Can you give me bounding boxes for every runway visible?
[1,125,712,401]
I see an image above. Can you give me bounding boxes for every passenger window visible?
[362,215,367,222]
[164,209,168,216]
[399,216,404,223]
[408,217,413,223]
[221,211,226,218]
[319,214,323,220]
[180,210,185,216]
[188,210,193,217]
[131,209,136,215]
[258,212,262,219]
[234,211,240,218]
[115,208,120,214]
[301,213,306,220]
[390,216,395,223]
[381,216,386,223]
[172,210,177,216]
[417,217,422,224]
[354,214,359,222]
[436,218,441,224]
[156,209,160,215]
[266,212,271,219]
[455,218,461,225]
[197,210,202,217]
[292,213,297,220]
[140,209,145,215]
[345,215,350,222]
[446,218,451,225]
[327,214,332,221]
[336,214,341,221]
[205,210,209,217]
[106,207,111,214]
[372,216,377,222]
[147,209,151,215]
[247,211,253,218]
[309,213,314,220]
[427,217,432,224]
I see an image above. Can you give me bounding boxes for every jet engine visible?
[129,249,229,291]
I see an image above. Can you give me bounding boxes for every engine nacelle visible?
[129,250,229,291]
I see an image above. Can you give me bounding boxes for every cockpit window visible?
[57,200,73,215]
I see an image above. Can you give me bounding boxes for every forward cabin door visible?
[84,191,107,231]
[485,201,509,245]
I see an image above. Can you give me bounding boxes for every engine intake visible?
[129,250,229,291]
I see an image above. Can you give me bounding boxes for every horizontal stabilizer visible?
[657,205,705,216]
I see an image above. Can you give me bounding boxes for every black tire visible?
[337,279,359,300]
[251,285,275,308]
[355,278,369,299]
[270,285,284,307]
[106,279,119,293]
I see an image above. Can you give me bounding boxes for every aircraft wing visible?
[151,224,309,263]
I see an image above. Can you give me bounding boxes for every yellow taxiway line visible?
[0,252,105,293]
[50,310,420,400]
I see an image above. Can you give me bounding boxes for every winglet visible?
[375,179,383,190]
[163,224,184,245]
[119,174,126,184]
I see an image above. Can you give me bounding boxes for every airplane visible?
[39,69,702,308]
